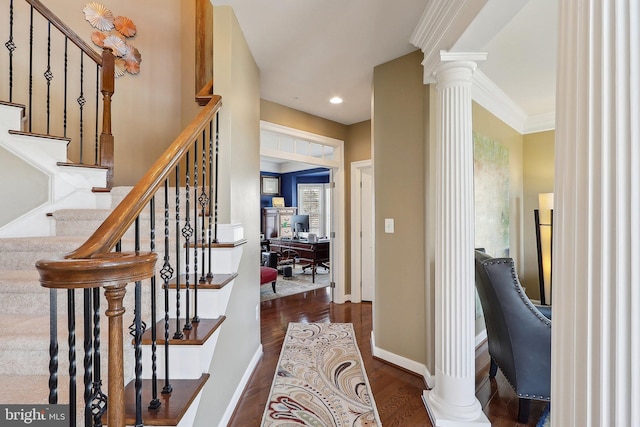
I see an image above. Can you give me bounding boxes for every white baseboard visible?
[217,344,263,427]
[371,331,434,389]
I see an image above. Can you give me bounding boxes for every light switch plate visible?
[384,218,394,233]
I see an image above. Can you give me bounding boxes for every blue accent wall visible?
[260,168,330,209]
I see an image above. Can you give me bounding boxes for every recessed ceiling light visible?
[330,96,343,104]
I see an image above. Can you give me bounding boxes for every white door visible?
[360,166,374,301]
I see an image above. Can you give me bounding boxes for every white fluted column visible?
[553,1,640,425]
[423,52,489,427]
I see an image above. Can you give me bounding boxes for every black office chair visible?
[474,250,551,423]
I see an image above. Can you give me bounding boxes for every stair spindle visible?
[67,289,77,427]
[183,151,192,331]
[149,196,161,409]
[174,168,183,339]
[83,289,93,427]
[91,287,106,427]
[160,180,173,394]
[48,289,58,404]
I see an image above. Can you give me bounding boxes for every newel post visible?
[100,47,115,188]
[104,283,127,427]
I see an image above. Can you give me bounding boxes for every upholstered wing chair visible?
[474,250,551,423]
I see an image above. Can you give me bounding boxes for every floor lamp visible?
[534,193,554,305]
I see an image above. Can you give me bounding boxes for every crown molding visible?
[410,0,488,83]
[471,69,528,133]
[472,70,556,134]
[523,112,556,134]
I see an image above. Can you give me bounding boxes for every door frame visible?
[259,121,347,303]
[350,159,374,303]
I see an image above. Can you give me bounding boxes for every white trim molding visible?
[371,332,434,389]
[472,69,556,134]
[410,0,488,83]
[523,111,556,134]
[471,69,527,133]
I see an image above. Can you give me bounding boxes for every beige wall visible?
[193,6,261,425]
[372,50,427,365]
[260,99,348,141]
[522,130,555,300]
[45,0,187,186]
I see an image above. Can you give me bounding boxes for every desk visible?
[269,238,330,283]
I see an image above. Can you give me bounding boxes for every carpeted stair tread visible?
[0,374,50,404]
[0,314,51,348]
[0,269,43,291]
[0,270,47,316]
[0,236,91,270]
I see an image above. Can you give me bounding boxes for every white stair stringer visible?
[0,103,110,238]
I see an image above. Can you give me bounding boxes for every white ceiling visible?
[211,0,556,128]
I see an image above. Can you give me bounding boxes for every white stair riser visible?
[0,104,24,131]
[185,246,243,274]
[167,284,234,319]
[140,329,220,380]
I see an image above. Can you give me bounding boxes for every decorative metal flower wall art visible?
[83,2,142,77]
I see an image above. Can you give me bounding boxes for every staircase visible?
[0,197,244,426]
[0,56,239,427]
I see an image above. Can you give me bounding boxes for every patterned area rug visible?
[537,404,550,427]
[260,267,330,302]
[261,322,381,426]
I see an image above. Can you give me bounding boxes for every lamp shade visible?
[537,192,554,304]
[538,193,554,224]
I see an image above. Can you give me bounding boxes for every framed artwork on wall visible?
[261,175,280,195]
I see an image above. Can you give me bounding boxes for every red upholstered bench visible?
[260,266,278,293]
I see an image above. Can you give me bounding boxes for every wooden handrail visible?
[67,95,222,259]
[195,79,214,106]
[25,0,103,64]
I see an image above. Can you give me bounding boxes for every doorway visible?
[259,121,346,303]
[350,160,374,302]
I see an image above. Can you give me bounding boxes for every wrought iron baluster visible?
[83,289,93,427]
[131,218,145,427]
[63,38,68,137]
[78,53,86,164]
[67,289,77,427]
[133,280,143,427]
[174,168,183,339]
[149,196,161,409]
[90,287,107,427]
[192,139,200,323]
[48,289,58,404]
[160,180,173,394]
[207,120,214,278]
[199,128,208,285]
[45,21,52,134]
[213,113,220,244]
[182,151,193,331]
[28,5,33,132]
[5,0,15,102]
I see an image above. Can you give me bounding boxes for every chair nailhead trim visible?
[482,258,551,326]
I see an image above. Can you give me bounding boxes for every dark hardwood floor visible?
[228,288,547,426]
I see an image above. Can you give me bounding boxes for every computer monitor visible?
[291,214,310,235]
